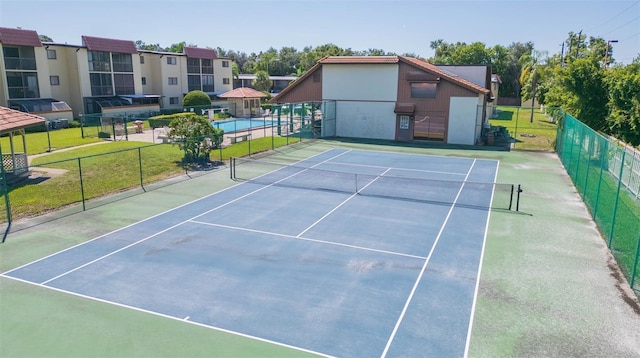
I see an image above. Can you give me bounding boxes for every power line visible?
[588,0,640,32]
[599,15,640,37]
[620,32,640,41]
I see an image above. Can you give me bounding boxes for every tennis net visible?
[230,157,519,211]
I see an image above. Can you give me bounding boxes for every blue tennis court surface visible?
[3,148,501,357]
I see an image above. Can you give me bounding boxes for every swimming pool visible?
[211,118,276,133]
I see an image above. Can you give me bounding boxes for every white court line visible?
[296,168,392,238]
[380,159,477,358]
[323,161,468,177]
[2,275,332,358]
[189,220,427,260]
[463,160,501,358]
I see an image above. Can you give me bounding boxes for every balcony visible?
[3,57,37,70]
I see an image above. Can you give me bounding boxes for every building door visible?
[396,115,413,141]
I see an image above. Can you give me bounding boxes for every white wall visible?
[323,64,398,101]
[448,96,481,145]
[324,64,398,140]
[336,101,396,140]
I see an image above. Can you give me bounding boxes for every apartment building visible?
[0,27,233,120]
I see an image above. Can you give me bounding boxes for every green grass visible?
[1,127,102,155]
[2,135,303,221]
[489,106,558,151]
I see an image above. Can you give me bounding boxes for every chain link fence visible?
[557,113,640,295]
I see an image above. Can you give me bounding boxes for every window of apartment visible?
[187,58,200,73]
[50,75,60,85]
[112,53,133,72]
[201,59,213,74]
[140,55,144,64]
[2,46,37,70]
[187,75,201,91]
[222,60,229,68]
[168,77,178,85]
[410,82,437,99]
[141,77,146,85]
[89,73,113,96]
[113,73,134,95]
[6,71,40,98]
[223,78,230,85]
[167,56,177,65]
[47,49,57,59]
[88,50,111,72]
[202,75,214,92]
[169,97,179,105]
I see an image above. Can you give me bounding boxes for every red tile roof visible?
[219,87,268,99]
[184,46,218,60]
[0,27,42,47]
[82,35,137,54]
[399,57,489,94]
[0,106,46,133]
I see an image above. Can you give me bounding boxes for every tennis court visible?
[3,148,510,357]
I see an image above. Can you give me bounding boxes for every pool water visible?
[211,118,276,133]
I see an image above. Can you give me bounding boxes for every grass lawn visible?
[489,106,559,151]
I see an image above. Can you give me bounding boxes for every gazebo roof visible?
[219,87,268,99]
[0,106,46,134]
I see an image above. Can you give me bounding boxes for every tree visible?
[605,63,640,145]
[39,34,53,42]
[252,70,272,92]
[168,114,223,165]
[136,40,163,51]
[182,90,211,107]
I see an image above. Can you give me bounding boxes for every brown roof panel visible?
[219,87,267,99]
[82,35,137,54]
[0,27,42,47]
[0,106,46,133]
[394,103,415,114]
[400,57,490,95]
[184,46,218,60]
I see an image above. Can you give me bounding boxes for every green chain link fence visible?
[557,113,640,295]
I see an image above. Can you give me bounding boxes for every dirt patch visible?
[606,252,640,315]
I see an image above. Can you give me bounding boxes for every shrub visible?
[182,90,211,107]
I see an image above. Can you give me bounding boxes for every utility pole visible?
[604,40,618,67]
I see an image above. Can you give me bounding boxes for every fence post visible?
[608,150,626,248]
[138,147,145,192]
[630,232,640,291]
[593,138,607,217]
[78,158,86,211]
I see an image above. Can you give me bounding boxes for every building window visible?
[140,55,144,64]
[201,59,213,74]
[188,75,201,91]
[2,46,37,70]
[114,73,134,95]
[88,50,111,72]
[222,60,229,67]
[223,78,230,85]
[202,75,214,92]
[141,77,146,85]
[6,72,40,98]
[187,58,200,73]
[89,73,113,96]
[47,49,57,59]
[112,53,133,72]
[169,97,179,105]
[168,77,178,85]
[50,75,60,85]
[167,56,177,65]
[410,82,437,99]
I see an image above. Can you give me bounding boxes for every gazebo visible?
[218,87,268,118]
[0,106,46,177]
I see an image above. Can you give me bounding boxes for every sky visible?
[1,0,638,65]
